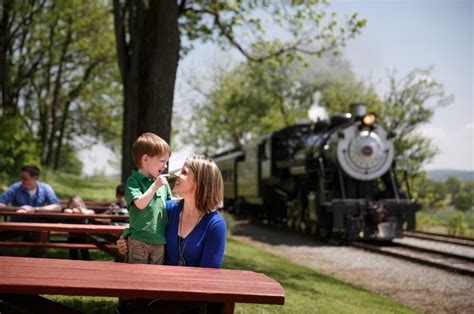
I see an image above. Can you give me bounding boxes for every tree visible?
[416,175,447,209]
[380,67,453,177]
[445,176,462,198]
[1,0,121,175]
[112,0,366,182]
[183,54,381,155]
[452,181,474,212]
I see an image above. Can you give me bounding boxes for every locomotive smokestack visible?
[350,103,366,119]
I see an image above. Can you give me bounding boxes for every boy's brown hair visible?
[132,133,171,168]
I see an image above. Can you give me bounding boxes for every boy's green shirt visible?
[123,170,172,244]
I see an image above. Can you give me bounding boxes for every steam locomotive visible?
[214,104,420,241]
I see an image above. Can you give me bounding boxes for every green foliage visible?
[415,211,437,229]
[40,170,118,201]
[445,176,462,197]
[453,180,474,211]
[179,1,367,62]
[1,0,122,171]
[56,145,83,175]
[415,177,472,212]
[452,192,473,212]
[184,63,293,154]
[380,67,453,176]
[0,117,40,182]
[447,212,468,236]
[416,208,474,238]
[414,172,448,209]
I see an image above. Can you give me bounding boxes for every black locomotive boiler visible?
[214,104,420,241]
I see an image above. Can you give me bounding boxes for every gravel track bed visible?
[231,221,474,313]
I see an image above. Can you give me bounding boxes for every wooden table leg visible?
[82,233,123,260]
[207,302,235,314]
[40,230,49,242]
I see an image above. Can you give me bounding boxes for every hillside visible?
[427,169,474,182]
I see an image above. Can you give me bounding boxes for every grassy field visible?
[41,171,119,201]
[1,238,416,314]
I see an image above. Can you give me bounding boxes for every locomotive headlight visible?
[361,113,377,126]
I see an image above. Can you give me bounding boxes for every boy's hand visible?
[152,174,168,189]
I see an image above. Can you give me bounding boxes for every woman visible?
[117,155,226,268]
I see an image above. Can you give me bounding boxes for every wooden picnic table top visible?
[0,222,125,234]
[1,204,113,213]
[0,256,285,305]
[60,199,112,206]
[0,209,129,221]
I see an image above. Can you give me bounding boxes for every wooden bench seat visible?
[0,256,285,313]
[0,241,117,250]
[0,222,124,259]
[59,199,115,213]
[0,222,124,233]
[0,209,129,223]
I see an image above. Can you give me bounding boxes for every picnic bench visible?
[0,222,124,259]
[0,208,129,224]
[0,256,285,313]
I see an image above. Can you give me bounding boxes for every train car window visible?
[259,141,270,160]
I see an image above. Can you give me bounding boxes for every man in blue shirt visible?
[0,165,61,216]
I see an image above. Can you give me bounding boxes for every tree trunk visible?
[114,0,180,183]
[0,1,13,117]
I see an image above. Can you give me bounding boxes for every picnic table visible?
[0,222,124,259]
[0,256,285,313]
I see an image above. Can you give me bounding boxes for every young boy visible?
[123,132,172,265]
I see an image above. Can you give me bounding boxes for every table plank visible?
[0,256,285,305]
[0,222,125,234]
[0,209,128,221]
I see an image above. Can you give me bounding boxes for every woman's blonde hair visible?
[186,155,223,213]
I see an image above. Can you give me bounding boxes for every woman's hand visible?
[116,235,128,256]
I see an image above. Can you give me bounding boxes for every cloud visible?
[466,122,474,129]
[416,125,447,141]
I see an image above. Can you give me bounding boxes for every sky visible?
[80,0,473,176]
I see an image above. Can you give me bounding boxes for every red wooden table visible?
[0,256,285,313]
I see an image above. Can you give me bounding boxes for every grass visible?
[224,238,415,314]
[1,239,415,314]
[41,170,119,201]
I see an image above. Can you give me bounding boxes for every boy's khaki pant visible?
[127,237,165,265]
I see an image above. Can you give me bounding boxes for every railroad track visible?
[350,240,474,276]
[403,230,474,247]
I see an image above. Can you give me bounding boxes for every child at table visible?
[63,195,94,215]
[64,195,94,260]
[122,132,172,265]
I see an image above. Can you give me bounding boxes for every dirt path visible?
[231,221,474,313]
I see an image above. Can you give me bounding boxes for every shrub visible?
[447,212,468,236]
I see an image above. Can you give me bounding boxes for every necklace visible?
[178,208,203,266]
